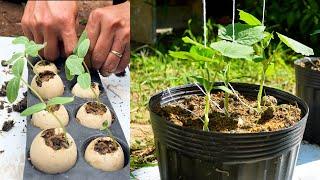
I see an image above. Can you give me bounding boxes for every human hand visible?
[85,1,130,76]
[21,1,78,61]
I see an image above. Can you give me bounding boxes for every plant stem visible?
[203,92,210,131]
[26,59,34,69]
[257,64,267,111]
[83,61,100,103]
[20,78,45,103]
[51,111,67,138]
[223,61,231,117]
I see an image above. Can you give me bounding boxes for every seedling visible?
[5,36,75,136]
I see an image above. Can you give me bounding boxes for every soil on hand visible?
[47,104,60,113]
[41,129,69,150]
[0,82,8,96]
[35,71,56,87]
[160,92,301,133]
[94,139,119,155]
[85,102,107,115]
[298,59,320,71]
[2,120,14,132]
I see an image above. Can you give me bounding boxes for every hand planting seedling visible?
[168,9,313,132]
[84,121,125,172]
[65,31,113,130]
[5,36,78,174]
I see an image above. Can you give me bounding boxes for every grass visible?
[130,21,301,170]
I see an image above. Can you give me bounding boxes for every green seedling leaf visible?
[12,36,29,45]
[277,33,314,56]
[210,40,254,59]
[213,86,234,94]
[311,29,320,36]
[100,121,109,131]
[191,76,213,93]
[73,31,88,54]
[12,58,25,77]
[25,41,46,57]
[190,46,215,58]
[65,63,74,81]
[252,55,265,62]
[5,52,24,65]
[6,77,21,103]
[262,32,273,48]
[218,23,265,45]
[47,96,74,106]
[182,37,205,48]
[77,39,90,58]
[238,9,261,26]
[77,72,91,89]
[21,102,46,116]
[169,51,212,62]
[66,55,84,75]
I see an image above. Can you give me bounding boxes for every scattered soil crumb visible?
[160,92,301,133]
[41,128,69,150]
[13,95,27,112]
[7,107,12,113]
[94,139,118,154]
[85,102,107,115]
[0,150,4,154]
[35,71,56,87]
[38,60,52,66]
[0,82,8,96]
[2,120,14,132]
[299,59,320,71]
[48,104,60,113]
[0,101,4,109]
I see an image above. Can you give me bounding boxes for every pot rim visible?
[149,82,309,136]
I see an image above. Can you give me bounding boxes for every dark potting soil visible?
[2,120,14,132]
[94,139,119,155]
[298,58,320,71]
[37,60,52,66]
[85,102,107,115]
[161,92,301,133]
[0,81,8,96]
[0,101,4,110]
[41,129,69,150]
[35,71,56,87]
[47,104,60,113]
[12,94,27,112]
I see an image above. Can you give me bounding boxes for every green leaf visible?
[210,41,254,59]
[262,32,273,48]
[182,37,205,47]
[12,58,25,77]
[73,31,88,54]
[238,10,261,25]
[191,76,213,93]
[65,63,74,81]
[25,41,46,57]
[190,46,215,58]
[21,103,46,116]
[277,32,314,56]
[66,55,84,75]
[218,23,265,45]
[100,121,109,130]
[12,36,29,45]
[77,73,91,89]
[47,96,74,106]
[311,29,320,36]
[169,51,212,62]
[5,52,24,65]
[77,39,90,58]
[6,77,21,103]
[213,86,234,94]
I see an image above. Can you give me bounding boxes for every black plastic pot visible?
[295,57,320,144]
[149,83,308,180]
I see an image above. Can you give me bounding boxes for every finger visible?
[60,27,78,57]
[99,36,124,76]
[85,12,101,68]
[21,1,35,40]
[115,44,130,74]
[91,29,114,70]
[43,29,59,61]
[21,25,33,41]
[30,25,44,56]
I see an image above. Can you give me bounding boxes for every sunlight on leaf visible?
[47,96,74,106]
[12,36,29,45]
[210,41,254,59]
[238,10,261,26]
[277,33,314,56]
[66,55,84,75]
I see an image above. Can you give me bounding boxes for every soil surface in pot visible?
[47,104,60,113]
[41,129,69,150]
[94,139,119,155]
[298,58,320,71]
[35,71,56,87]
[85,102,107,115]
[160,92,301,133]
[37,60,52,66]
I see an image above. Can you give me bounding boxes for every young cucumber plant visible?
[6,36,74,136]
[65,31,100,102]
[237,10,314,111]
